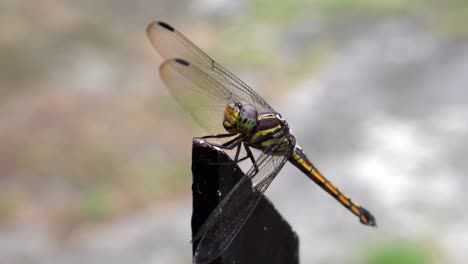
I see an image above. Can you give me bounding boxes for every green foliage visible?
[251,0,311,24]
[362,240,435,264]
[250,0,414,24]
[248,0,468,38]
[423,1,468,38]
[215,27,276,67]
[318,0,413,14]
[81,185,115,221]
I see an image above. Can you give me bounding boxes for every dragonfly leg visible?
[200,133,239,148]
[235,155,250,163]
[206,134,243,150]
[233,141,242,161]
[204,135,258,173]
[212,144,259,170]
[244,145,259,174]
[210,154,251,167]
[207,136,245,166]
[200,133,237,140]
[209,142,244,166]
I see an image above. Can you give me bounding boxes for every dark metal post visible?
[191,138,299,264]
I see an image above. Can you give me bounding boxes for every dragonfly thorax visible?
[223,101,258,134]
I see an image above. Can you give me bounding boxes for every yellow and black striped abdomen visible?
[289,145,376,226]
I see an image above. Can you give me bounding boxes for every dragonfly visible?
[147,21,376,264]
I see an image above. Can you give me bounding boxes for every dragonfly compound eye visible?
[223,102,241,133]
[236,103,258,134]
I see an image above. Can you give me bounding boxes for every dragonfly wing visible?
[193,128,293,264]
[160,58,278,135]
[159,59,230,135]
[147,21,276,115]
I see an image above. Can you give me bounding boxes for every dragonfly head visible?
[223,101,258,134]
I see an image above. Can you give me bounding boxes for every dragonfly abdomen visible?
[288,146,376,226]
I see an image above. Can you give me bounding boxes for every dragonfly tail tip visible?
[359,207,377,227]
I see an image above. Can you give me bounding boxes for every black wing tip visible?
[359,207,377,227]
[157,21,174,32]
[175,58,190,66]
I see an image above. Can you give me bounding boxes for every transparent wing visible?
[193,129,294,264]
[159,59,229,135]
[147,21,276,134]
[159,58,275,135]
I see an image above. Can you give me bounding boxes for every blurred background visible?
[1,0,467,263]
